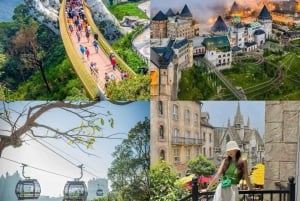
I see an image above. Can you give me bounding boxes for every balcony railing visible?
[179,176,295,201]
[172,137,203,145]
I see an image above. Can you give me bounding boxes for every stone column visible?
[265,101,300,193]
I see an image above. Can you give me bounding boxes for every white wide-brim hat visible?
[226,141,240,152]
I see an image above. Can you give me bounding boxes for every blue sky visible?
[0,101,150,197]
[202,101,265,135]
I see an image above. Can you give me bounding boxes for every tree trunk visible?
[38,60,51,93]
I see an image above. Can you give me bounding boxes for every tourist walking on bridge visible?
[79,44,85,60]
[92,39,99,53]
[202,141,253,201]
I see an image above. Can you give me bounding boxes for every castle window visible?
[186,147,191,162]
[173,104,178,120]
[158,101,163,115]
[184,109,190,124]
[173,128,179,143]
[194,113,199,127]
[160,150,166,160]
[159,125,164,140]
[173,148,180,164]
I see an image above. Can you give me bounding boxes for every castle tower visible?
[234,23,245,48]
[166,8,175,18]
[230,1,242,17]
[257,5,272,39]
[180,4,193,20]
[151,11,168,38]
[211,16,229,36]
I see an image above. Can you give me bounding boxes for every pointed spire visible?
[231,1,240,13]
[166,8,175,17]
[237,102,241,115]
[211,16,228,33]
[180,4,193,18]
[247,116,250,128]
[152,10,168,21]
[258,5,272,20]
[234,102,244,128]
[227,118,231,127]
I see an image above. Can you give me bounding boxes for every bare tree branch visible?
[0,101,106,156]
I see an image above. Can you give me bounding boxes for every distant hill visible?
[0,0,23,22]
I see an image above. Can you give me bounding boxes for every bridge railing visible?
[179,176,295,201]
[59,0,99,100]
[83,2,136,77]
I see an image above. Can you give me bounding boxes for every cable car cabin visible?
[96,189,103,196]
[63,181,88,201]
[15,179,41,200]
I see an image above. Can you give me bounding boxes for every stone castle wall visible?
[265,101,300,191]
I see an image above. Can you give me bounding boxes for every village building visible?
[150,37,193,100]
[151,4,199,39]
[202,35,232,69]
[150,101,203,177]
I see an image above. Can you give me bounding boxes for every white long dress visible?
[212,183,239,201]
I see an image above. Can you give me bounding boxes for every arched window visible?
[158,101,163,115]
[184,109,190,124]
[173,104,178,120]
[160,150,165,160]
[159,125,164,140]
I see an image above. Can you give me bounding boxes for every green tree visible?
[150,160,188,201]
[178,66,214,100]
[107,118,150,200]
[111,26,147,73]
[7,20,51,92]
[93,191,124,201]
[0,4,86,100]
[106,75,150,100]
[187,154,216,176]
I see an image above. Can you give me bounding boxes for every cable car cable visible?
[24,134,99,178]
[1,156,73,179]
[34,138,99,178]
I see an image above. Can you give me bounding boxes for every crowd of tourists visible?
[64,0,130,89]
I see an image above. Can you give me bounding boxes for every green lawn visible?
[220,48,300,100]
[222,63,269,89]
[108,2,148,20]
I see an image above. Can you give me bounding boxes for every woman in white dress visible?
[202,141,253,201]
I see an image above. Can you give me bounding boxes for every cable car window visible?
[96,189,103,196]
